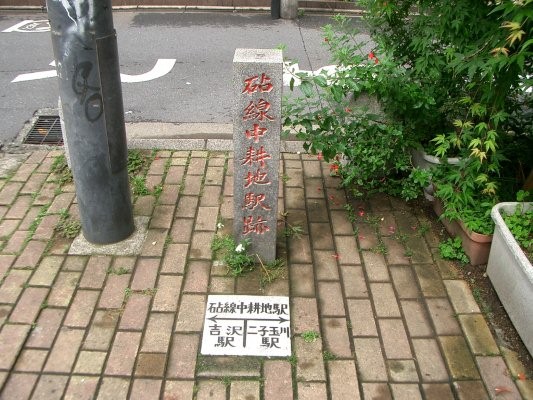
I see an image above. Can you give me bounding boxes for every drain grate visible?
[24,115,63,146]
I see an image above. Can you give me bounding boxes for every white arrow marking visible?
[12,59,177,83]
[208,315,289,324]
[283,62,340,87]
[11,69,57,83]
[119,59,176,83]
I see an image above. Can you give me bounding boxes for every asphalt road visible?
[0,10,369,146]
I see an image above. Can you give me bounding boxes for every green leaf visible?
[300,81,314,98]
[301,120,313,132]
[469,138,482,149]
[516,53,525,72]
[485,140,496,153]
[475,173,488,184]
[331,86,344,103]
[474,122,488,134]
[313,75,328,87]
[521,38,533,51]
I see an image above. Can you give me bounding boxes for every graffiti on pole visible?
[72,61,104,122]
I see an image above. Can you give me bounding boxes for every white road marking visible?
[2,20,50,33]
[12,59,177,83]
[120,59,177,83]
[283,62,340,87]
[11,69,57,83]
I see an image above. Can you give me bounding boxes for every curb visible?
[0,5,364,14]
[8,110,305,153]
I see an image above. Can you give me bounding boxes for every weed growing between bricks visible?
[343,189,436,260]
[280,212,305,239]
[132,149,181,202]
[211,232,287,286]
[1,167,16,182]
[323,350,337,361]
[53,209,81,239]
[301,330,320,343]
[123,286,157,301]
[0,203,50,254]
[258,257,285,288]
[50,154,73,187]
[107,266,130,275]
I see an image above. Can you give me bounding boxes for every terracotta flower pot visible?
[432,199,493,266]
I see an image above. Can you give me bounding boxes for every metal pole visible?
[271,0,280,19]
[46,0,134,244]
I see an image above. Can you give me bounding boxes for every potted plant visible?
[282,15,435,202]
[409,148,462,201]
[427,113,498,266]
[431,196,494,266]
[359,0,532,261]
[283,1,532,224]
[487,195,533,355]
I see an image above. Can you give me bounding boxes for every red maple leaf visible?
[494,386,512,395]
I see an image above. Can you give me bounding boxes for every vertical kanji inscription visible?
[233,49,282,262]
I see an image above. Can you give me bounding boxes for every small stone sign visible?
[233,49,283,263]
[201,295,291,357]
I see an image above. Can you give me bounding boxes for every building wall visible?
[0,0,356,11]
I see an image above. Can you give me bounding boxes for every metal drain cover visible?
[24,115,63,146]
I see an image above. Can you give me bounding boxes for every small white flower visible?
[235,243,245,253]
[217,222,224,229]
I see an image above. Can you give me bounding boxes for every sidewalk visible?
[0,147,531,399]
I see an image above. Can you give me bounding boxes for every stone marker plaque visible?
[233,49,283,263]
[201,295,291,357]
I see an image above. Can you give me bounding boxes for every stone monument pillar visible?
[233,49,283,263]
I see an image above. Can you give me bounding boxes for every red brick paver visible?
[0,150,529,400]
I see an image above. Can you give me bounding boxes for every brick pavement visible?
[0,149,531,399]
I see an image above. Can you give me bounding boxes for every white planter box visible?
[487,202,533,356]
